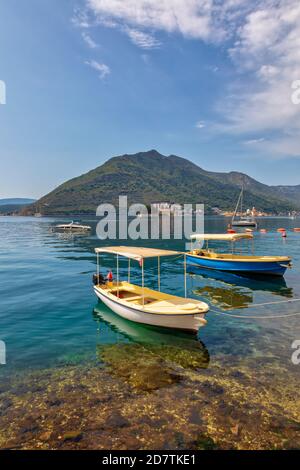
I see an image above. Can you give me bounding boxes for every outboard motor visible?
[93,273,105,285]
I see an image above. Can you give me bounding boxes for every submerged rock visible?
[106,411,129,428]
[0,351,299,450]
[97,343,182,391]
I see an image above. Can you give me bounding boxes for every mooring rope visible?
[222,297,300,310]
[209,308,300,319]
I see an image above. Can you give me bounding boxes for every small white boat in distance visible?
[93,246,209,332]
[55,221,92,232]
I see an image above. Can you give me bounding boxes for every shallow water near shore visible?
[0,216,300,449]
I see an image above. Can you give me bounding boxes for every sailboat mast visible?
[232,186,243,223]
[240,184,243,216]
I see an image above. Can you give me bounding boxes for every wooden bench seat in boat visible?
[99,281,205,315]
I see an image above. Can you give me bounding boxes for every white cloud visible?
[72,7,93,28]
[86,0,216,41]
[81,0,300,157]
[258,136,300,158]
[81,32,98,48]
[85,0,259,43]
[126,28,161,49]
[220,0,300,157]
[257,65,279,82]
[82,0,256,49]
[244,138,265,145]
[85,60,111,79]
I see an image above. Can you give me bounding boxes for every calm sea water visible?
[0,215,300,374]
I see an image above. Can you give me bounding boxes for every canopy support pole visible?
[128,258,130,283]
[117,254,119,296]
[97,253,99,277]
[158,256,160,291]
[142,259,144,306]
[184,253,187,298]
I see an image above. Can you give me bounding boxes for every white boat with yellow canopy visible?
[187,233,292,276]
[93,246,209,332]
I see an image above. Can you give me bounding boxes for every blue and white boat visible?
[187,233,292,277]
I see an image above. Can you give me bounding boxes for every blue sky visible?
[1,0,300,199]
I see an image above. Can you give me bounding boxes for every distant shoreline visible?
[1,213,298,220]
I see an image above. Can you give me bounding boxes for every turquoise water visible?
[1,215,300,373]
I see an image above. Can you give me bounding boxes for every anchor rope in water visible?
[208,297,300,318]
[221,297,300,310]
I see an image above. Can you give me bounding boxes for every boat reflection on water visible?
[188,265,293,310]
[50,230,91,242]
[195,284,254,310]
[93,304,210,371]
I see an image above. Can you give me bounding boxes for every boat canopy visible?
[190,233,253,242]
[95,246,181,261]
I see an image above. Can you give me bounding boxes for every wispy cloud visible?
[86,0,215,40]
[81,32,98,49]
[85,59,110,79]
[125,28,160,49]
[72,7,93,28]
[244,138,265,145]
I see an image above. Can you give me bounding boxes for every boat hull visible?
[187,254,290,276]
[55,223,91,231]
[231,221,257,227]
[94,286,207,332]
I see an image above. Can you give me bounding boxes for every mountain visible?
[199,171,298,211]
[0,198,36,215]
[271,185,300,206]
[0,198,36,206]
[22,150,299,216]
